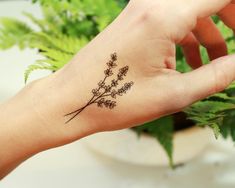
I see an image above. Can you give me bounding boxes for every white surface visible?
[1,1,235,188]
[84,127,213,166]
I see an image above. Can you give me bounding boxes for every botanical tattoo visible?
[65,53,134,124]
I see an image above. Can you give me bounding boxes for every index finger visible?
[190,0,232,18]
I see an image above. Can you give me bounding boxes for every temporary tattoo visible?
[65,53,134,124]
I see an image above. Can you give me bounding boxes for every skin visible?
[1,0,235,179]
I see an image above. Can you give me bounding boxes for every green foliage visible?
[0,0,235,167]
[133,116,174,167]
[184,100,235,139]
[31,0,124,37]
[0,18,33,49]
[23,32,88,82]
[0,0,124,82]
[220,111,235,140]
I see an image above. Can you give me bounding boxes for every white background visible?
[1,1,235,188]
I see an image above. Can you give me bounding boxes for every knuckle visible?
[129,1,165,29]
[168,78,189,110]
[175,8,197,31]
[138,7,162,26]
[212,63,230,93]
[174,86,189,110]
[129,1,197,40]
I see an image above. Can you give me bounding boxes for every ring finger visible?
[179,33,203,69]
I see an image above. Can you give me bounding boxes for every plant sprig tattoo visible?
[65,53,134,124]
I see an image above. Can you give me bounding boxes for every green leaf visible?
[24,62,57,83]
[28,32,88,54]
[220,111,235,141]
[185,100,235,139]
[208,93,233,100]
[134,116,174,167]
[22,33,89,81]
[0,18,33,49]
[23,12,47,32]
[210,123,220,139]
[187,101,235,114]
[226,82,235,91]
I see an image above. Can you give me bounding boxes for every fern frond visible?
[38,48,73,68]
[22,32,89,81]
[29,32,88,54]
[0,18,33,49]
[210,123,221,139]
[24,62,57,83]
[226,82,235,91]
[133,116,174,167]
[23,12,47,32]
[187,101,235,114]
[185,101,235,139]
[207,93,235,104]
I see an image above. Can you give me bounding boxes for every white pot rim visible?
[83,126,213,166]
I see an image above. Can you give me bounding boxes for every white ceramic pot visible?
[83,126,213,166]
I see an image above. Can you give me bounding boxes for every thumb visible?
[180,54,235,105]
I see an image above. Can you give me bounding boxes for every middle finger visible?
[192,17,228,61]
[217,2,235,33]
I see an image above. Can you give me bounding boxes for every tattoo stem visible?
[65,91,109,123]
[65,76,109,117]
[65,106,87,124]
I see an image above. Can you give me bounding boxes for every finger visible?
[218,3,235,32]
[179,54,235,105]
[190,0,232,18]
[166,0,231,43]
[179,33,203,69]
[193,18,228,61]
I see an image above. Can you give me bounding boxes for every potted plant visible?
[0,0,235,168]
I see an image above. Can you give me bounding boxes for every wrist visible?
[0,81,49,178]
[0,65,101,179]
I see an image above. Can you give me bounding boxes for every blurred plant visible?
[0,0,235,167]
[0,0,125,82]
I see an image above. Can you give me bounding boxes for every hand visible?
[44,0,235,136]
[31,0,235,142]
[1,0,235,178]
[10,0,235,143]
